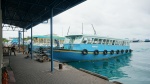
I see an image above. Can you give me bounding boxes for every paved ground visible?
[4,53,117,84]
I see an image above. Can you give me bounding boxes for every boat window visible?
[122,41,125,46]
[93,38,98,44]
[98,39,102,44]
[120,41,122,45]
[64,37,71,44]
[102,39,106,44]
[126,41,128,46]
[106,39,109,45]
[87,38,93,44]
[123,41,125,46]
[109,40,112,45]
[117,41,119,45]
[115,40,118,45]
[127,41,129,46]
[122,41,124,45]
[120,41,123,45]
[118,41,121,45]
[112,40,115,45]
[124,41,127,46]
[124,41,126,46]
[74,36,83,44]
[82,37,88,44]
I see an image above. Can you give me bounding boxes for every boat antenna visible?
[91,24,96,35]
[82,23,83,34]
[62,27,63,36]
[67,26,70,35]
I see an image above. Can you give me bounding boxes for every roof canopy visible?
[1,0,86,29]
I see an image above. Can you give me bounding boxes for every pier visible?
[3,53,119,84]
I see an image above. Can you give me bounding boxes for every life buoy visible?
[110,50,114,55]
[82,49,88,55]
[121,49,124,54]
[94,50,99,55]
[116,50,120,54]
[125,49,128,53]
[129,49,132,53]
[103,50,107,55]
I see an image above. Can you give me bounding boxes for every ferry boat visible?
[53,34,132,62]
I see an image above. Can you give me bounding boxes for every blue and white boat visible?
[53,34,132,62]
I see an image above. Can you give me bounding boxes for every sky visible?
[3,0,150,40]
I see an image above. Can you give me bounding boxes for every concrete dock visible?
[3,53,118,84]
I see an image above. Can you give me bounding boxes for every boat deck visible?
[3,53,118,84]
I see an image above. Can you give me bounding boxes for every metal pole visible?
[18,31,20,52]
[50,9,54,72]
[23,28,24,54]
[31,24,33,59]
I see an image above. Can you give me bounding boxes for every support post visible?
[18,31,20,52]
[23,28,24,54]
[0,0,3,83]
[50,9,54,72]
[31,24,33,59]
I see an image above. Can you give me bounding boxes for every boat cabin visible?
[63,35,130,51]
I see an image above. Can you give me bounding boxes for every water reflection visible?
[68,54,132,80]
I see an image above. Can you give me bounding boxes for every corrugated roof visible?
[1,0,86,29]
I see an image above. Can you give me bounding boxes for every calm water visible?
[68,42,150,84]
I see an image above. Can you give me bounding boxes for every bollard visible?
[59,64,63,69]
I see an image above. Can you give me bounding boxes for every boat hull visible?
[53,49,131,62]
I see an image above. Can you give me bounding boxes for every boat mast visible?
[91,24,96,35]
[62,27,63,36]
[82,23,83,34]
[67,26,70,35]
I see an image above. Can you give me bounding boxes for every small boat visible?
[53,34,132,62]
[144,39,150,42]
[132,40,139,42]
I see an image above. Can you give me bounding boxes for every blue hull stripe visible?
[53,50,131,62]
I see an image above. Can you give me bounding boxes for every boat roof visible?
[65,34,129,41]
[33,35,65,40]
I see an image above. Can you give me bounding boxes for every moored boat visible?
[53,34,132,62]
[132,40,139,42]
[144,39,150,42]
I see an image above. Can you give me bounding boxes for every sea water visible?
[68,42,150,84]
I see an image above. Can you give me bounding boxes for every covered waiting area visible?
[0,0,86,83]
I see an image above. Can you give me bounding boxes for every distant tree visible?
[3,38,9,42]
[24,36,31,41]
